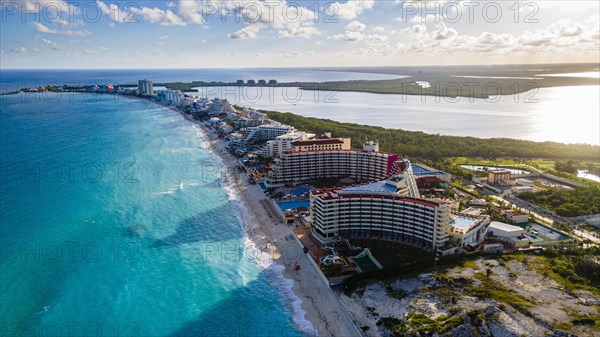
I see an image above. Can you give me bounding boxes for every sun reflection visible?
[527,85,600,145]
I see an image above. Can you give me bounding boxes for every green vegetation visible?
[571,314,600,332]
[518,186,600,216]
[466,272,533,315]
[532,247,600,297]
[377,312,465,336]
[555,160,578,175]
[262,110,599,161]
[448,157,600,187]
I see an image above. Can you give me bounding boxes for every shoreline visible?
[163,104,362,336]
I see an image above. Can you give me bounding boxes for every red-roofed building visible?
[291,132,351,152]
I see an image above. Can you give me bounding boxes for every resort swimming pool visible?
[292,187,311,196]
[450,216,477,230]
[277,200,310,211]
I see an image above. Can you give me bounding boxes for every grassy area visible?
[571,313,600,332]
[377,312,467,336]
[467,272,533,315]
[531,255,600,298]
[462,260,480,270]
[449,157,600,186]
[360,250,599,336]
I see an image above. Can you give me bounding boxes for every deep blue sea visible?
[0,93,308,336]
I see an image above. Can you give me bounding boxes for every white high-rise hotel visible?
[138,79,154,96]
[310,173,452,252]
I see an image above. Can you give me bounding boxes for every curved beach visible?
[175,108,361,337]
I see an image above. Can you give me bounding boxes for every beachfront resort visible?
[8,77,599,337]
[119,80,588,277]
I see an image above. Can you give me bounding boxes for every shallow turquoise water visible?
[0,93,305,336]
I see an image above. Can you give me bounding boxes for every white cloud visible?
[365,34,388,42]
[372,25,386,33]
[394,15,600,57]
[33,22,57,34]
[326,0,375,20]
[177,0,204,25]
[226,1,319,39]
[97,0,205,26]
[33,22,91,37]
[138,6,185,26]
[278,26,320,39]
[329,31,364,42]
[96,1,132,23]
[345,20,366,32]
[229,24,261,39]
[42,38,57,48]
[330,20,388,42]
[432,23,457,40]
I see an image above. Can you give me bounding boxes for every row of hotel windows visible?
[315,205,437,215]
[274,159,390,166]
[313,216,438,230]
[313,213,437,226]
[329,223,435,238]
[337,229,435,249]
[314,202,439,215]
[314,218,437,235]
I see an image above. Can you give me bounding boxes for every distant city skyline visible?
[1,0,599,68]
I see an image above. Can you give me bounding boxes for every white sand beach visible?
[175,109,362,337]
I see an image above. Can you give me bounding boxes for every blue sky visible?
[1,0,599,68]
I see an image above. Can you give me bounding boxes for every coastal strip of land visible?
[162,103,363,337]
[5,63,598,100]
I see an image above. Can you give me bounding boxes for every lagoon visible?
[194,85,600,145]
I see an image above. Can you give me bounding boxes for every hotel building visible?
[258,132,316,158]
[309,162,489,254]
[266,145,399,186]
[291,132,351,152]
[309,167,451,252]
[243,124,296,144]
[138,79,154,96]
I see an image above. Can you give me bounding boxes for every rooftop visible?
[411,163,448,177]
[291,139,344,146]
[489,169,512,174]
[342,180,400,193]
[489,221,523,232]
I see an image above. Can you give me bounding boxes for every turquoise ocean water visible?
[0,93,306,336]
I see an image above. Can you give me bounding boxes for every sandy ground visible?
[175,110,362,337]
[341,257,599,337]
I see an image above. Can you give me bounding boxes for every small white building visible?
[483,243,504,254]
[448,214,491,248]
[488,221,524,238]
[363,141,379,152]
[469,198,487,207]
[505,211,529,224]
